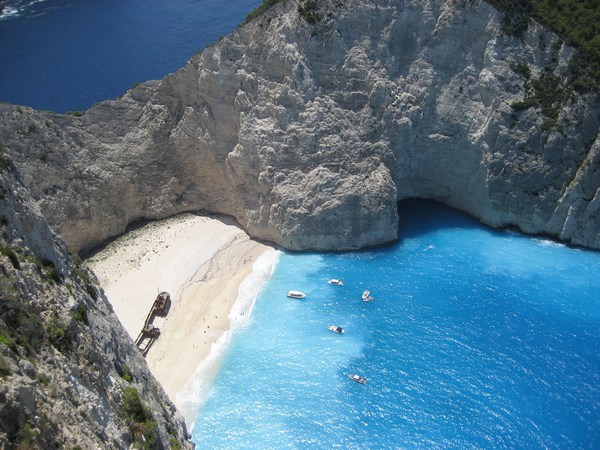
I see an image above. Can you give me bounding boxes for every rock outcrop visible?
[0,0,598,252]
[0,156,192,449]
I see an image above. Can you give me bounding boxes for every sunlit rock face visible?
[0,0,598,251]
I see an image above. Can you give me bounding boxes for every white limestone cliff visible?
[0,0,598,251]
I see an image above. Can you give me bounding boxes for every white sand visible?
[86,213,275,405]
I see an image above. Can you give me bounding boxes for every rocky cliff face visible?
[0,0,598,252]
[0,156,191,448]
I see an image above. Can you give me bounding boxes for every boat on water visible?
[362,290,373,302]
[328,279,344,286]
[287,290,306,299]
[328,324,344,334]
[348,374,367,385]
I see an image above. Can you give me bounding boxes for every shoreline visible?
[86,213,276,418]
[176,249,279,426]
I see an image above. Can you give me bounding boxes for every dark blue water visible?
[190,201,600,448]
[0,0,261,113]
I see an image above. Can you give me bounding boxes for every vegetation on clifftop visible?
[245,0,284,23]
[487,0,600,92]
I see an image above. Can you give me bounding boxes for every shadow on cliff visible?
[397,198,483,242]
[80,210,251,259]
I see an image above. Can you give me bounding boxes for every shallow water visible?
[190,200,600,448]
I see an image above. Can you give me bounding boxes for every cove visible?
[190,200,600,448]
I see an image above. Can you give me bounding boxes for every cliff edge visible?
[0,0,598,251]
[0,155,192,448]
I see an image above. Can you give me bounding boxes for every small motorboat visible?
[362,290,373,302]
[348,373,367,385]
[287,290,306,299]
[328,279,344,286]
[328,324,344,334]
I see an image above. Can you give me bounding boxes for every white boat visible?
[328,279,344,286]
[287,290,306,299]
[327,324,344,334]
[362,290,373,302]
[348,373,367,385]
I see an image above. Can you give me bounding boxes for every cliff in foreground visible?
[0,0,598,252]
[0,156,191,448]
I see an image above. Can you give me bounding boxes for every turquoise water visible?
[0,0,261,113]
[191,200,600,448]
[3,2,600,447]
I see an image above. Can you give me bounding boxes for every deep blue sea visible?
[2,1,600,448]
[0,0,261,113]
[188,200,600,449]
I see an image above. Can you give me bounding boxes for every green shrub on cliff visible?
[48,316,72,354]
[512,66,567,129]
[0,275,45,357]
[487,0,600,91]
[511,62,532,80]
[298,0,321,23]
[488,0,532,37]
[121,387,158,449]
[120,364,134,383]
[0,142,8,172]
[72,303,88,325]
[0,244,20,270]
[245,0,283,24]
[16,423,36,448]
[122,387,148,423]
[42,260,62,284]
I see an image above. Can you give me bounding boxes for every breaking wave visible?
[176,249,280,428]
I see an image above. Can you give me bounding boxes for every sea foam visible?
[0,0,48,21]
[176,249,280,428]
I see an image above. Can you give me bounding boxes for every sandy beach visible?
[86,213,275,410]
